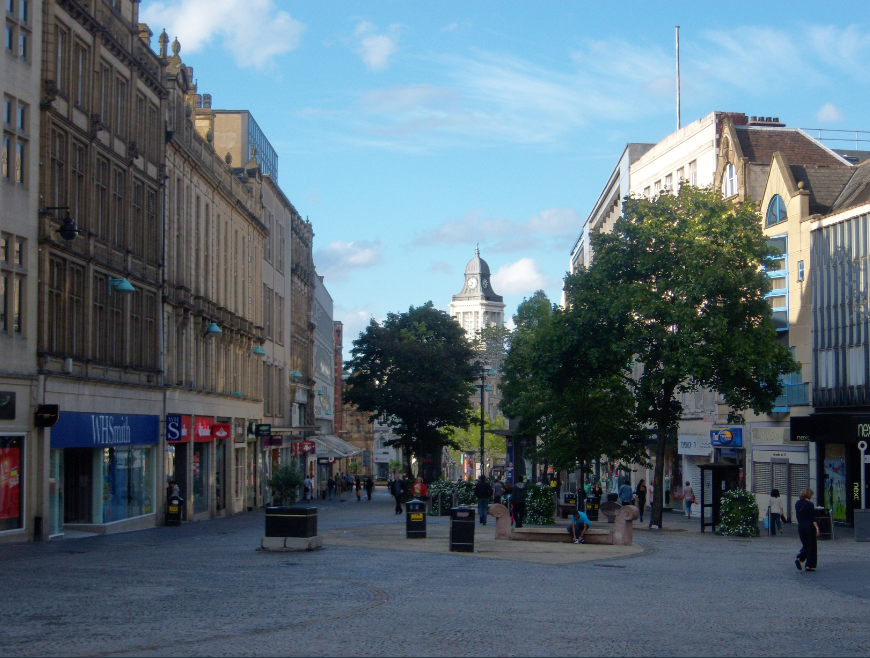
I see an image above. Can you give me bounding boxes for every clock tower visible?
[449,246,505,335]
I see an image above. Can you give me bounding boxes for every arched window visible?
[766,194,787,226]
[722,163,738,197]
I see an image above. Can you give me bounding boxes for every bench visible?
[512,526,614,545]
[558,503,576,519]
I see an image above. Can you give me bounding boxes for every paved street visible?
[2,488,869,657]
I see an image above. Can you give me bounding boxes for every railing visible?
[802,128,870,151]
[774,382,810,408]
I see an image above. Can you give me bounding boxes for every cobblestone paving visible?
[2,489,869,657]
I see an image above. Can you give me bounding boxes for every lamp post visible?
[473,359,489,478]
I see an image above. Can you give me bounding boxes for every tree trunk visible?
[650,417,669,528]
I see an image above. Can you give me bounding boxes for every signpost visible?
[859,440,867,510]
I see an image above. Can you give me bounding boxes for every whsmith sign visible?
[50,412,159,449]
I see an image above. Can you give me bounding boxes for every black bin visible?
[607,492,619,503]
[815,507,833,540]
[586,496,600,521]
[406,499,427,539]
[265,506,318,538]
[449,506,475,552]
[563,493,577,506]
[165,495,183,527]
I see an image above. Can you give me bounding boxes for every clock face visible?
[467,277,477,290]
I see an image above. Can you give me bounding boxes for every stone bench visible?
[558,503,576,519]
[512,527,614,544]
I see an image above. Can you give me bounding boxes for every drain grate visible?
[594,564,626,569]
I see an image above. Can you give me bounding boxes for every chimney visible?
[194,94,202,109]
[748,116,785,128]
[202,94,212,109]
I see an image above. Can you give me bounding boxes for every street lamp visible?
[41,207,82,241]
[108,277,135,295]
[473,359,490,478]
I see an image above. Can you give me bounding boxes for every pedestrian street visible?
[1,487,869,657]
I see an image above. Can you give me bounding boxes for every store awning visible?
[314,434,363,459]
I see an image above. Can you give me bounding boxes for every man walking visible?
[475,475,493,525]
[618,479,633,507]
[512,476,528,528]
[391,476,405,515]
[328,475,335,500]
[365,476,374,501]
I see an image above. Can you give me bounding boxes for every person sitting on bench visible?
[567,509,592,544]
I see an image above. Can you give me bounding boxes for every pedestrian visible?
[768,488,785,536]
[512,475,528,528]
[365,476,374,501]
[567,508,592,544]
[303,475,312,503]
[320,477,327,501]
[338,472,347,502]
[328,475,335,500]
[355,475,362,502]
[167,479,181,500]
[474,474,493,525]
[493,480,504,504]
[795,489,819,572]
[391,476,405,514]
[411,477,428,500]
[618,479,633,507]
[682,481,696,518]
[591,482,603,500]
[635,479,648,523]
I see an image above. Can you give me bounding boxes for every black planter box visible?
[265,506,317,538]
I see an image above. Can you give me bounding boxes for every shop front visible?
[49,412,159,535]
[749,424,809,522]
[791,414,870,525]
[679,434,713,518]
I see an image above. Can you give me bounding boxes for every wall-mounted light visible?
[204,322,222,337]
[108,277,135,295]
[42,207,82,241]
[289,370,303,379]
[251,345,266,356]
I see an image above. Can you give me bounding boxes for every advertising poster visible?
[0,439,22,529]
[824,444,847,522]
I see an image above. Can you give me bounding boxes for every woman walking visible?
[768,489,785,536]
[355,475,362,502]
[795,489,819,572]
[635,479,648,523]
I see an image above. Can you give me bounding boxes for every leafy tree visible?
[578,185,799,528]
[387,459,403,477]
[266,461,304,506]
[346,460,361,475]
[344,302,477,477]
[448,411,507,469]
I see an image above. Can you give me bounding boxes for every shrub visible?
[717,489,760,537]
[525,485,556,525]
[428,479,455,516]
[266,461,304,506]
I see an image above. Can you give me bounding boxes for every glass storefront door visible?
[49,449,64,537]
[193,443,210,515]
[64,448,93,524]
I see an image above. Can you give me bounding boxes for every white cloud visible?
[816,102,843,123]
[314,239,383,281]
[306,190,322,204]
[428,261,452,274]
[491,258,554,296]
[140,0,304,68]
[442,21,458,32]
[354,22,400,71]
[412,207,580,253]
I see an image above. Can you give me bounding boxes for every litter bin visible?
[854,509,870,542]
[563,493,577,507]
[406,499,427,539]
[607,493,619,503]
[266,506,317,538]
[586,496,600,521]
[449,506,475,552]
[815,507,833,541]
[165,495,183,527]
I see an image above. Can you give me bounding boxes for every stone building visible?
[35,0,166,538]
[160,37,267,521]
[0,0,42,542]
[340,371,375,478]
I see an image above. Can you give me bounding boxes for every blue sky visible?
[141,0,870,355]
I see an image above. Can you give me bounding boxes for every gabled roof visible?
[736,127,848,167]
[789,165,855,214]
[831,160,870,213]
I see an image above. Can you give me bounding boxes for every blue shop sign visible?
[50,412,159,449]
[710,427,743,447]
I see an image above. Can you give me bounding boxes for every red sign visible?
[212,423,231,440]
[300,440,316,454]
[194,416,213,442]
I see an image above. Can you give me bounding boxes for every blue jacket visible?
[571,512,592,526]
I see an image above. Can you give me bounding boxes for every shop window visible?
[101,446,154,522]
[766,194,787,227]
[0,434,23,531]
[764,235,788,332]
[234,446,245,501]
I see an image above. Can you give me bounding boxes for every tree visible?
[266,461,304,506]
[346,460,361,475]
[387,459,403,477]
[449,411,507,472]
[576,185,799,528]
[343,302,477,478]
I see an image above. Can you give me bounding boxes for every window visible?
[17,103,25,131]
[93,274,107,362]
[144,293,156,368]
[676,167,685,186]
[72,41,87,107]
[17,29,24,59]
[654,180,662,195]
[50,129,65,207]
[689,160,697,186]
[3,97,10,124]
[56,28,67,94]
[114,77,127,138]
[112,169,124,245]
[765,235,788,332]
[108,284,123,365]
[4,23,12,53]
[723,163,738,197]
[766,194,787,227]
[13,139,22,183]
[129,289,142,367]
[132,181,144,256]
[643,186,650,198]
[19,0,26,23]
[46,257,64,349]
[99,64,111,130]
[71,143,85,228]
[1,135,9,179]
[797,260,804,282]
[664,174,673,191]
[135,94,145,149]
[265,210,272,263]
[70,264,83,355]
[0,435,24,531]
[146,188,157,262]
[93,158,108,238]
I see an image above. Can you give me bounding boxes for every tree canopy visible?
[343,302,477,476]
[574,184,799,527]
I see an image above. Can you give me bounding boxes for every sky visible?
[140,0,870,357]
